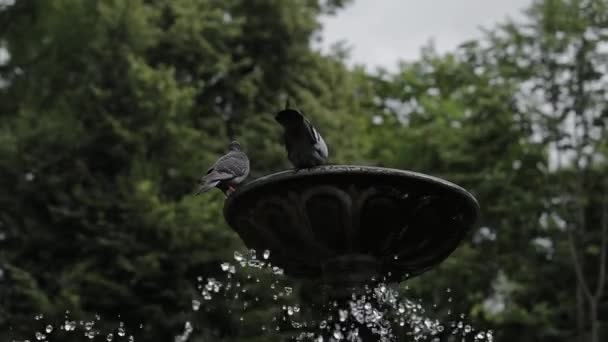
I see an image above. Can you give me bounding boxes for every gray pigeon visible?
[275,102,328,169]
[194,141,250,196]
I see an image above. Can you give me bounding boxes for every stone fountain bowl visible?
[224,165,479,283]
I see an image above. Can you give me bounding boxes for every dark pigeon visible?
[275,101,328,169]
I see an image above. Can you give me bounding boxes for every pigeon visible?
[275,101,328,169]
[194,141,250,196]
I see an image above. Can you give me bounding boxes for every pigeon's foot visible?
[226,186,237,196]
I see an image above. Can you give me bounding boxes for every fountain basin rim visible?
[224,165,480,217]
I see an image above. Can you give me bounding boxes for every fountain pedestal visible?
[224,166,479,340]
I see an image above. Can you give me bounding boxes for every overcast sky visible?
[319,0,533,71]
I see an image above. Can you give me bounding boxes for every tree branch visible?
[593,194,608,299]
[568,227,593,302]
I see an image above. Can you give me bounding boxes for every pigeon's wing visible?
[211,152,249,178]
[313,133,329,159]
[302,117,322,146]
[202,169,235,182]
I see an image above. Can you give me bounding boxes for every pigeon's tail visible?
[193,179,219,195]
[275,108,304,127]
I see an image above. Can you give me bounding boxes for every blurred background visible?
[0,0,607,341]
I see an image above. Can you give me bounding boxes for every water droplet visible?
[45,325,53,333]
[287,306,294,316]
[263,250,270,259]
[332,330,344,340]
[319,320,327,329]
[34,314,43,321]
[117,322,126,337]
[25,172,35,181]
[106,333,114,341]
[475,331,486,339]
[35,332,45,340]
[64,321,76,331]
[248,259,264,268]
[284,287,293,295]
[192,299,201,311]
[233,251,244,262]
[220,262,230,271]
[339,309,348,322]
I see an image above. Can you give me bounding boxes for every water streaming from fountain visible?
[9,248,493,342]
[10,312,139,342]
[189,249,494,342]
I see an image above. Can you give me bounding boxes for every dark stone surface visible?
[224,165,479,284]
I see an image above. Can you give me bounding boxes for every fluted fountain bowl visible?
[224,166,479,284]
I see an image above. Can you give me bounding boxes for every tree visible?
[0,0,364,340]
[361,1,607,340]
[484,1,608,340]
[361,43,550,341]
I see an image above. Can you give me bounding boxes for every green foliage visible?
[0,0,364,340]
[360,1,608,341]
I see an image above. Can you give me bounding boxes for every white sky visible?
[319,0,533,71]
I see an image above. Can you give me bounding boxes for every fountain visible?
[224,165,480,341]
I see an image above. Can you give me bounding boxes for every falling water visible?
[190,249,495,342]
[10,312,138,342]
[9,248,494,341]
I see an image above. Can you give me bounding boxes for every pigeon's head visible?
[275,108,304,127]
[228,140,242,151]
